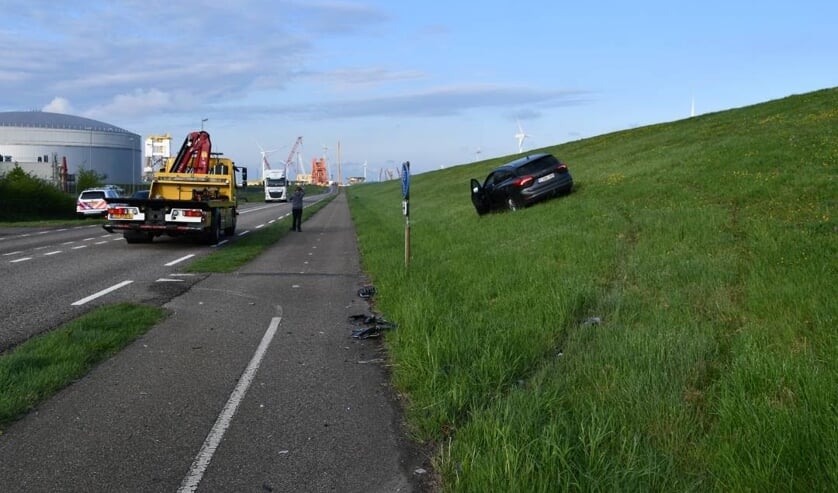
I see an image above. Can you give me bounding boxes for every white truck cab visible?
[264,169,287,202]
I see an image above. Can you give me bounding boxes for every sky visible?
[1,0,836,181]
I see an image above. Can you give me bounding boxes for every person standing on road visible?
[291,185,305,232]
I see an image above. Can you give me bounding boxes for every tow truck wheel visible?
[223,210,237,236]
[205,210,221,245]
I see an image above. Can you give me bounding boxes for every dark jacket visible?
[290,188,305,209]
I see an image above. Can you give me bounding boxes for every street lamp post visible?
[131,137,137,191]
[85,126,93,172]
[201,118,208,130]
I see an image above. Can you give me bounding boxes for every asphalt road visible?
[0,191,432,492]
[0,193,322,353]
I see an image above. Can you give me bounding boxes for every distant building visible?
[0,111,141,190]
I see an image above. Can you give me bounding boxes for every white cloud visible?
[83,89,174,119]
[42,97,74,114]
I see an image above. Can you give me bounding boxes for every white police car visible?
[76,186,123,217]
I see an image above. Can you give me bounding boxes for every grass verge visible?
[0,303,167,434]
[348,88,837,491]
[186,192,336,272]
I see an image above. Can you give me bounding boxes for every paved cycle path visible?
[0,191,430,492]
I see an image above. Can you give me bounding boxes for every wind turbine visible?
[256,142,278,173]
[515,120,530,153]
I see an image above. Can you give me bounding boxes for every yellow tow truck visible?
[103,130,246,244]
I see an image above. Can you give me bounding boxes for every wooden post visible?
[401,161,410,269]
[405,213,410,268]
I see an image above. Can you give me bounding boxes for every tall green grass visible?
[348,88,837,491]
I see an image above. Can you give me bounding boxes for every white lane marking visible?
[255,223,265,229]
[10,257,32,263]
[43,250,62,256]
[3,251,23,256]
[178,316,281,493]
[237,230,250,237]
[71,280,134,306]
[156,278,185,282]
[165,254,195,267]
[72,245,87,250]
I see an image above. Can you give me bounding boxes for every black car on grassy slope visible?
[470,153,573,215]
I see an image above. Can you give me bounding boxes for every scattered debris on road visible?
[348,313,396,339]
[357,285,376,299]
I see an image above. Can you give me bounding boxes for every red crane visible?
[284,136,303,174]
[169,131,211,174]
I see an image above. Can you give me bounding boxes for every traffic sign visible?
[401,161,410,200]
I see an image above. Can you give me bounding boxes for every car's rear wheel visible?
[506,196,520,211]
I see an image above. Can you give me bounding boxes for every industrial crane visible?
[284,136,303,174]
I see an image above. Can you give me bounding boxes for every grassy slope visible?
[347,88,836,491]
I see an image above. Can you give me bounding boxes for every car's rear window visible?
[518,155,559,175]
[80,191,106,200]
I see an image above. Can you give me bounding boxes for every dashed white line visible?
[165,254,195,267]
[10,257,32,263]
[178,316,281,493]
[43,250,62,256]
[71,280,134,306]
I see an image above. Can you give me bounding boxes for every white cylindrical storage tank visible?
[0,111,141,190]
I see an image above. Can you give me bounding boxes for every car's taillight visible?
[183,209,203,218]
[514,176,535,187]
[556,163,568,172]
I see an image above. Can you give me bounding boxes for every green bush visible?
[0,165,76,221]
